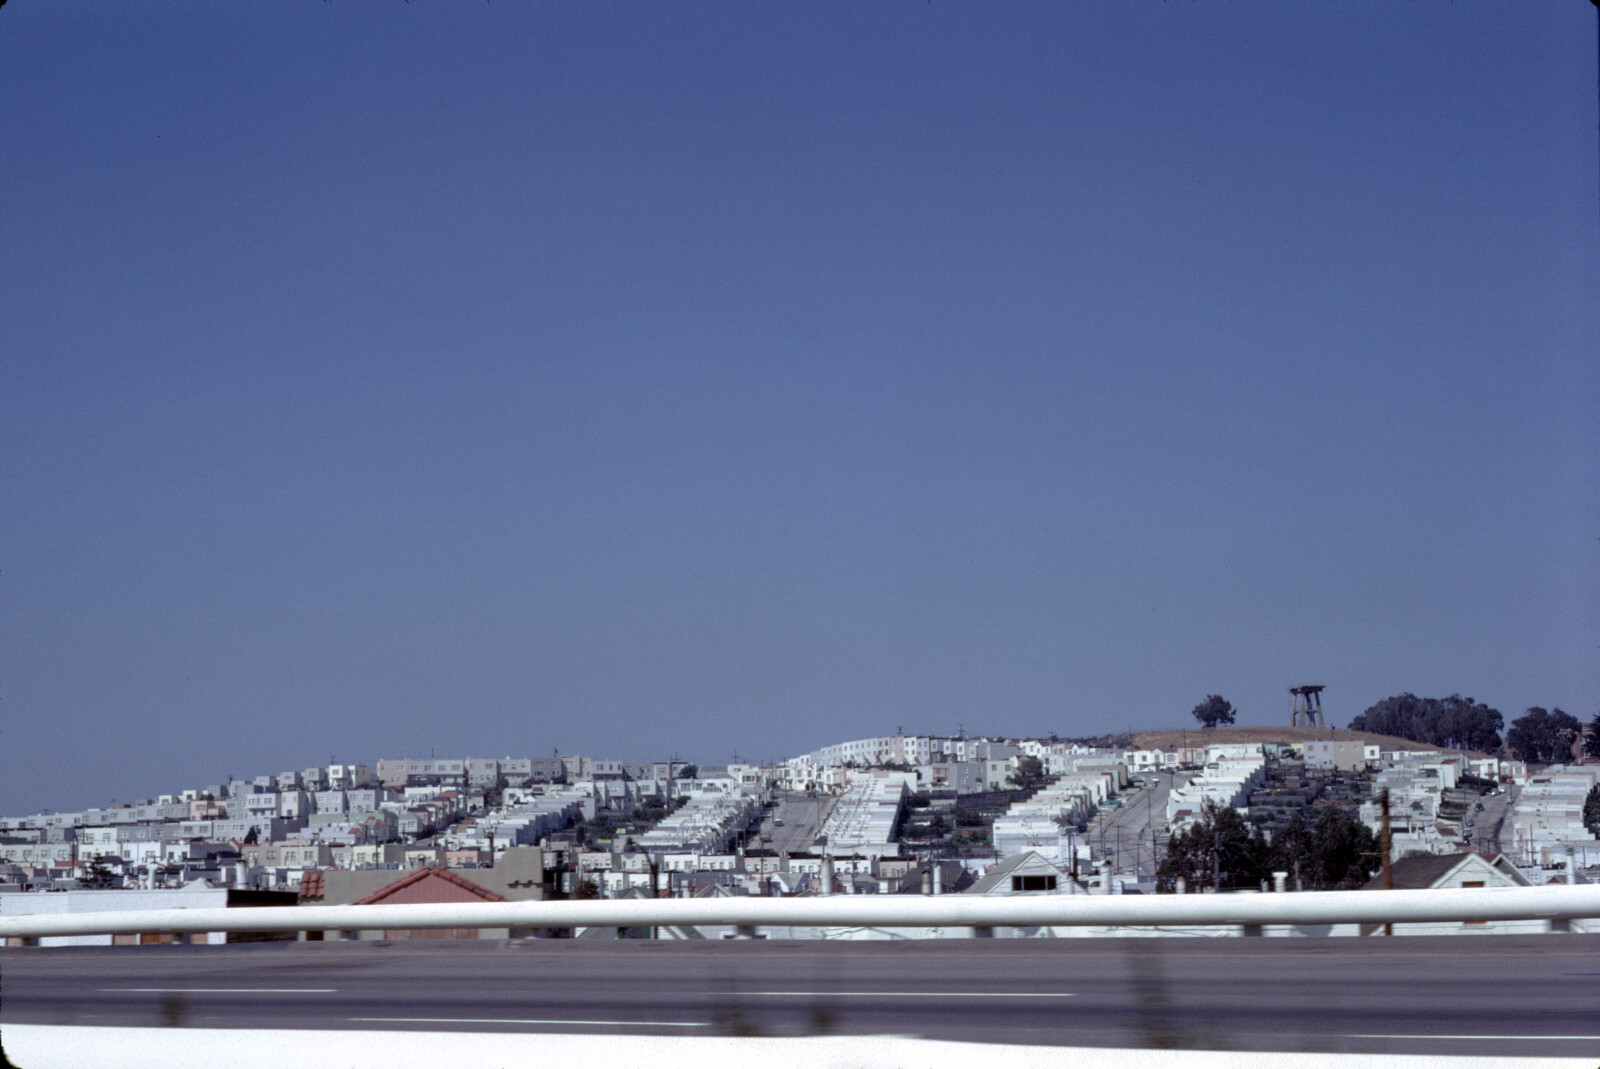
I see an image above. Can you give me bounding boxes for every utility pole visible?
[1212,813,1221,892]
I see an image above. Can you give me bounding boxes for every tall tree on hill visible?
[1506,707,1582,766]
[1191,695,1236,729]
[1347,693,1502,751]
[1584,710,1600,763]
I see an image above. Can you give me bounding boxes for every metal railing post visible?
[1380,789,1393,936]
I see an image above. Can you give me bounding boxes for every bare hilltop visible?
[1076,724,1493,759]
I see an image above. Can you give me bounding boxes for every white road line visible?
[349,1017,708,1028]
[1349,1034,1600,1041]
[101,988,337,994]
[728,991,1076,998]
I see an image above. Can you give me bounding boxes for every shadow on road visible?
[1125,940,1230,1051]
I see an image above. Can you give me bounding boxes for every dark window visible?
[1011,874,1057,892]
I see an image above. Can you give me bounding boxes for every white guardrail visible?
[4,884,1600,940]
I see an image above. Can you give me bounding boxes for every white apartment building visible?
[816,773,911,858]
[327,764,376,790]
[1510,766,1599,866]
[992,782,1098,859]
[1166,746,1266,829]
[635,789,764,855]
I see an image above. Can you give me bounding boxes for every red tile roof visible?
[351,865,506,905]
[299,870,324,900]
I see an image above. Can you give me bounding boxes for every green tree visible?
[1584,710,1600,762]
[676,765,698,780]
[1270,813,1314,887]
[1506,707,1582,765]
[484,775,509,809]
[1159,802,1269,891]
[1191,695,1237,730]
[81,857,119,890]
[1161,805,1381,893]
[1348,693,1502,751]
[1296,808,1381,889]
[1007,756,1046,790]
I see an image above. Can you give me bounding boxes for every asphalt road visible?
[3,935,1597,1057]
[1087,771,1180,878]
[1474,785,1516,858]
[766,792,832,853]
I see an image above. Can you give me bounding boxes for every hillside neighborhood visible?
[5,702,1599,944]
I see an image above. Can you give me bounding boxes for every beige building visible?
[1303,739,1371,772]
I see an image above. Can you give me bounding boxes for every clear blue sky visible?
[2,3,1595,815]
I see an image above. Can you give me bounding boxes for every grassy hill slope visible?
[1124,724,1493,758]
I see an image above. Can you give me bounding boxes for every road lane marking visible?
[102,988,337,994]
[349,1017,708,1028]
[726,991,1076,998]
